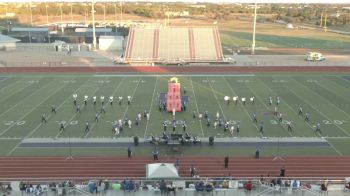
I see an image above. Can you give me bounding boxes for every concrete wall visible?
[0,42,16,51]
[99,36,123,51]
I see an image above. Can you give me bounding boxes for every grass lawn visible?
[218,21,350,49]
[0,73,350,157]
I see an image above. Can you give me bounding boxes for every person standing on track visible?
[109,96,114,105]
[236,121,240,135]
[100,96,105,105]
[85,122,90,132]
[259,122,264,134]
[128,146,132,158]
[51,105,57,114]
[305,112,310,122]
[315,122,321,133]
[84,95,88,106]
[93,96,97,105]
[76,104,81,113]
[276,96,280,106]
[127,96,132,105]
[41,113,47,123]
[101,105,106,114]
[59,121,65,131]
[224,156,229,169]
[274,106,278,116]
[250,96,255,105]
[253,113,257,123]
[287,121,293,132]
[73,93,77,106]
[279,113,283,123]
[118,96,123,105]
[298,106,303,116]
[95,113,99,122]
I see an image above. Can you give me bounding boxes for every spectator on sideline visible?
[190,164,196,177]
[255,148,260,159]
[152,148,159,160]
[224,156,229,169]
[280,166,286,177]
[244,180,253,191]
[127,146,132,158]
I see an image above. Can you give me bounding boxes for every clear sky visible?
[0,0,348,3]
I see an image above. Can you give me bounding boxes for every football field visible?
[0,73,350,157]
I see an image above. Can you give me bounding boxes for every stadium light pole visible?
[324,13,327,32]
[120,0,123,25]
[114,3,117,23]
[29,3,33,27]
[59,3,63,25]
[84,4,87,25]
[70,4,73,24]
[45,5,49,25]
[251,0,258,55]
[91,0,97,50]
[5,3,8,18]
[103,5,106,24]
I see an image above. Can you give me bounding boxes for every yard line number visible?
[55,120,78,125]
[2,121,26,126]
[270,119,346,125]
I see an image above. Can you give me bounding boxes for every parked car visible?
[305,52,325,61]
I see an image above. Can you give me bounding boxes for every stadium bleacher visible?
[124,27,224,63]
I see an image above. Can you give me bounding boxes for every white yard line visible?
[88,77,141,138]
[121,77,142,119]
[190,77,205,137]
[256,78,344,155]
[25,77,94,139]
[325,140,344,156]
[222,76,261,136]
[0,82,32,103]
[257,77,314,137]
[0,80,62,137]
[286,79,350,137]
[84,77,126,138]
[0,78,51,118]
[95,74,256,77]
[207,77,227,120]
[245,82,293,137]
[144,77,158,138]
[55,83,103,139]
[308,80,350,120]
[6,77,95,156]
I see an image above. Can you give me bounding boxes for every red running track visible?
[0,156,350,180]
[1,66,350,73]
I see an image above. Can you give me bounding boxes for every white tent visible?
[146,163,180,179]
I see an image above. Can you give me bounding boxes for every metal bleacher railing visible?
[1,177,348,196]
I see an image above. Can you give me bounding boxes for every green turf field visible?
[0,73,350,157]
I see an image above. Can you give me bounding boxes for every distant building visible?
[9,27,49,43]
[165,11,190,17]
[190,5,206,9]
[99,36,124,51]
[286,23,294,29]
[330,12,341,18]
